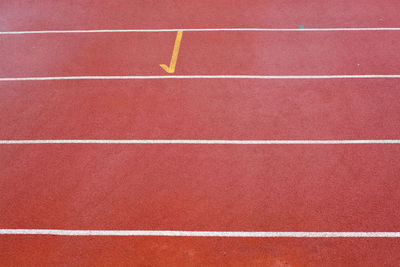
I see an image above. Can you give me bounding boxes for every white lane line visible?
[1,140,400,145]
[0,229,399,237]
[1,75,400,81]
[2,28,400,35]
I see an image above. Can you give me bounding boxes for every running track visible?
[1,1,400,266]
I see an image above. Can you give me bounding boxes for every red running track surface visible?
[1,1,400,266]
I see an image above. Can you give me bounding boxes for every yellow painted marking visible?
[160,31,183,73]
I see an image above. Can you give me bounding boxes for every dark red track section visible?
[1,1,400,266]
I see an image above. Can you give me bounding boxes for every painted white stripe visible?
[1,140,399,145]
[2,28,400,35]
[0,229,399,237]
[1,75,400,82]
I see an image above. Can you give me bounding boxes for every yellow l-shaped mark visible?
[160,31,183,73]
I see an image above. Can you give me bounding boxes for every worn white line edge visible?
[2,28,400,34]
[1,75,400,81]
[0,229,399,237]
[1,140,400,145]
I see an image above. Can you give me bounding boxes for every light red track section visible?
[1,0,400,266]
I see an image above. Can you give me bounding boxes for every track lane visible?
[1,145,400,231]
[1,31,400,77]
[1,79,400,140]
[1,0,400,31]
[1,236,400,266]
